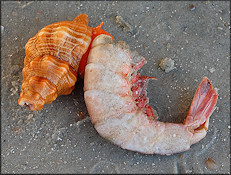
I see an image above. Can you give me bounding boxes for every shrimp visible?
[84,34,218,155]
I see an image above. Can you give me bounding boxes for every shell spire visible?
[18,14,92,110]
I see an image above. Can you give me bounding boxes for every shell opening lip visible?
[19,99,35,111]
[23,102,33,110]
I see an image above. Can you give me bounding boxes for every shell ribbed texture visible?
[18,14,92,110]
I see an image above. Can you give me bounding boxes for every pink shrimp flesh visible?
[84,34,218,155]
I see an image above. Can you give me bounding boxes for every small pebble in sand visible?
[209,67,216,73]
[205,158,217,170]
[115,15,133,32]
[1,25,4,34]
[189,4,196,11]
[159,57,176,73]
[27,114,34,120]
[153,109,159,120]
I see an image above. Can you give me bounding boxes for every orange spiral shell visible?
[18,14,92,110]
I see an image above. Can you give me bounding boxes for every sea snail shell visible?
[18,14,92,110]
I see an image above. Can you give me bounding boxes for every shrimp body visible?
[84,34,218,155]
